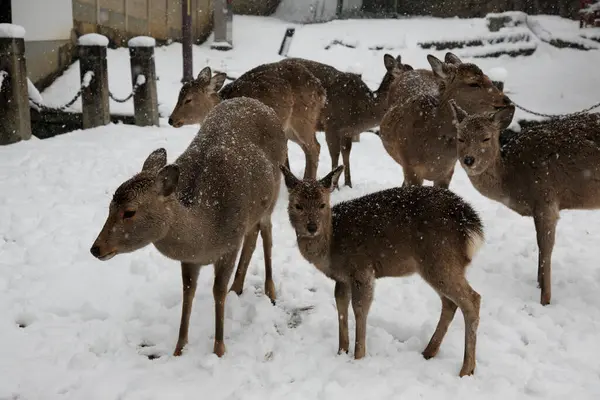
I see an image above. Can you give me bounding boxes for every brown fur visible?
[91,97,287,357]
[281,165,484,377]
[450,102,600,305]
[284,54,410,188]
[379,52,514,188]
[169,60,326,179]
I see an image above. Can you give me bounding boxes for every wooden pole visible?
[181,0,193,82]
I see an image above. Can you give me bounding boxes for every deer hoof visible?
[265,281,277,305]
[421,348,438,360]
[214,341,226,357]
[459,363,475,377]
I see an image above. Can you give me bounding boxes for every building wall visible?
[72,0,214,45]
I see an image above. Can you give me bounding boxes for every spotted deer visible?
[280,165,485,377]
[449,102,600,305]
[91,97,287,357]
[283,54,410,188]
[379,53,514,188]
[169,60,325,179]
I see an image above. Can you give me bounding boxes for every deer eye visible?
[458,138,465,143]
[184,98,192,104]
[468,83,480,88]
[123,210,136,219]
[295,204,303,211]
[319,203,326,209]
[482,138,491,142]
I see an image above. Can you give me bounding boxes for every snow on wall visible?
[11,0,73,41]
[276,0,363,23]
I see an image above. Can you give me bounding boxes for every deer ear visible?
[319,166,344,192]
[155,164,179,197]
[444,52,462,65]
[384,54,397,72]
[209,73,227,92]
[142,148,167,172]
[427,54,452,79]
[196,67,212,83]
[491,106,514,128]
[448,100,468,125]
[280,165,300,190]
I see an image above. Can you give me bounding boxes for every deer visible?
[280,165,485,377]
[282,54,411,188]
[168,60,325,180]
[90,97,287,357]
[379,52,514,188]
[448,102,600,306]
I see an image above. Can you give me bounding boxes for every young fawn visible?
[449,102,600,305]
[169,61,325,179]
[91,97,287,357]
[280,165,485,376]
[285,54,409,188]
[380,52,514,188]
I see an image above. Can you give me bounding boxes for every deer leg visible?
[335,281,351,354]
[402,167,424,187]
[174,262,201,356]
[422,295,458,359]
[259,217,276,304]
[229,224,260,297]
[433,166,455,189]
[341,135,353,188]
[533,206,559,306]
[325,129,341,169]
[351,269,375,359]
[213,250,238,357]
[421,263,480,377]
[300,139,320,180]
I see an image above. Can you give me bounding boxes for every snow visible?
[0,23,26,38]
[0,70,6,91]
[27,78,43,103]
[81,71,94,88]
[487,66,508,82]
[3,13,600,400]
[128,36,156,48]
[136,74,146,86]
[78,33,109,47]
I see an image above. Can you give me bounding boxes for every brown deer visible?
[449,102,600,306]
[91,97,287,357]
[283,54,410,188]
[379,52,514,188]
[280,165,485,377]
[168,60,325,179]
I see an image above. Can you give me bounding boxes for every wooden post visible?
[78,33,110,129]
[128,36,159,126]
[211,0,233,50]
[181,0,193,82]
[0,26,32,145]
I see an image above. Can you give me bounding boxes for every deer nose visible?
[90,245,101,258]
[168,117,174,126]
[307,222,318,234]
[463,156,475,167]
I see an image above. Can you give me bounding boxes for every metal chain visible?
[28,71,94,112]
[512,100,600,119]
[109,77,145,103]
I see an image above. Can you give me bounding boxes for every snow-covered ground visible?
[3,15,600,400]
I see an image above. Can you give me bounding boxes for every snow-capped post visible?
[211,0,233,50]
[128,36,159,126]
[78,33,110,129]
[0,23,32,145]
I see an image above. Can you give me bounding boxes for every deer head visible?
[168,67,227,128]
[427,53,514,129]
[280,165,344,238]
[90,148,180,260]
[449,100,513,176]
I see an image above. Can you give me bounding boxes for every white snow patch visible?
[488,67,508,82]
[78,33,109,47]
[211,40,233,49]
[27,78,43,103]
[82,71,94,88]
[136,74,146,86]
[0,70,6,91]
[128,36,156,47]
[0,23,25,38]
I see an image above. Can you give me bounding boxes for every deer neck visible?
[152,197,211,261]
[467,154,507,203]
[373,72,395,118]
[296,220,333,276]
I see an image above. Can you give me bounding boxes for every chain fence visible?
[512,99,600,119]
[26,71,146,112]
